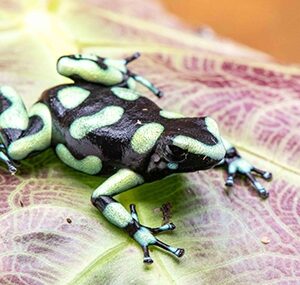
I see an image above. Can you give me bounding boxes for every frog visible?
[0,52,272,264]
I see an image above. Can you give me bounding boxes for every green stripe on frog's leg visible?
[91,169,144,229]
[57,86,90,109]
[0,86,29,130]
[91,169,184,263]
[92,169,144,198]
[56,144,102,175]
[0,87,27,173]
[57,57,124,85]
[70,106,124,140]
[7,103,52,160]
[0,87,52,168]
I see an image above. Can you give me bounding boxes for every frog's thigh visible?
[56,143,102,175]
[57,86,91,109]
[0,86,29,130]
[7,103,52,160]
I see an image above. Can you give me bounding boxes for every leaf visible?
[0,1,300,284]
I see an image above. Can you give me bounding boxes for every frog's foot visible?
[223,145,272,198]
[0,144,17,174]
[129,204,184,264]
[225,158,271,198]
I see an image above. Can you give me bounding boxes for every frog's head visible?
[147,117,226,176]
[57,53,141,86]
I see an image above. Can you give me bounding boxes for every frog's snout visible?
[204,117,226,162]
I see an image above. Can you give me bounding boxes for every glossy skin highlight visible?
[0,53,272,264]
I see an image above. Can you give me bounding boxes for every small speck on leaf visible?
[20,201,24,207]
[66,218,72,224]
[160,202,172,225]
[261,236,270,244]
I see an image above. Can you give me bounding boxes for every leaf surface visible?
[0,1,300,284]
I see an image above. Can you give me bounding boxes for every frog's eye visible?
[164,145,188,163]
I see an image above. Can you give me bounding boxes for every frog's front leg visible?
[220,138,272,198]
[91,169,184,264]
[0,86,51,173]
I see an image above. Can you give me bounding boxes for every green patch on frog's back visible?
[131,122,164,154]
[111,87,140,101]
[57,86,90,109]
[70,106,124,140]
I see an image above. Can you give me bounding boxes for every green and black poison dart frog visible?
[0,52,272,264]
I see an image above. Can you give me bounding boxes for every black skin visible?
[40,81,221,182]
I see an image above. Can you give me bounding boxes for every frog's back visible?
[40,82,162,175]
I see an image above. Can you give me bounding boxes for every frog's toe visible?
[8,163,17,175]
[263,172,272,180]
[143,255,153,264]
[259,189,269,199]
[156,90,164,98]
[148,222,176,234]
[141,239,184,264]
[129,204,184,263]
[130,204,140,222]
[225,176,234,187]
[142,246,153,264]
[154,239,185,258]
[125,52,141,64]
[0,149,17,175]
[245,173,269,199]
[252,167,272,181]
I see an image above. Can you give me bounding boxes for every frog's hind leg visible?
[0,86,52,173]
[91,169,184,264]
